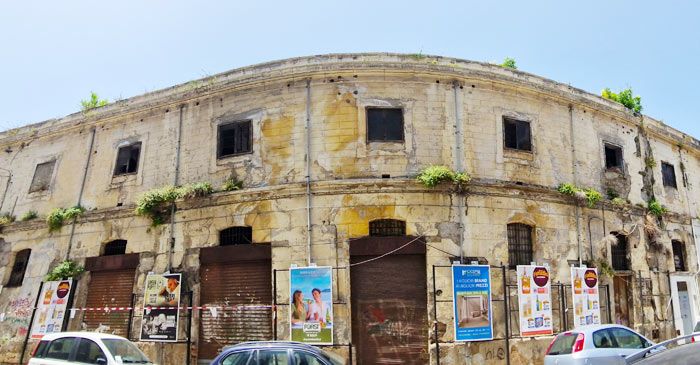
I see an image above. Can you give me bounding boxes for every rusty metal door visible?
[198,244,272,361]
[350,237,428,365]
[613,275,632,327]
[83,269,135,336]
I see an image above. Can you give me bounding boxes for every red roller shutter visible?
[83,269,135,336]
[198,245,272,360]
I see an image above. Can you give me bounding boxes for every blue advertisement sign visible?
[452,265,493,341]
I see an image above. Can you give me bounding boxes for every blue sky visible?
[1,1,698,138]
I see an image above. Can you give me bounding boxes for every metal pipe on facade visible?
[167,104,185,272]
[66,127,96,260]
[569,105,583,266]
[0,167,11,213]
[453,81,465,263]
[305,78,312,265]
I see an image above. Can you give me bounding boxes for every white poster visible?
[571,267,601,328]
[516,265,553,336]
[30,280,73,339]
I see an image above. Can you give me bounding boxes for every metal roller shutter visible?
[351,237,429,365]
[198,247,272,361]
[83,269,135,337]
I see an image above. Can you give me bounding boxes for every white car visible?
[28,332,154,365]
[544,324,654,365]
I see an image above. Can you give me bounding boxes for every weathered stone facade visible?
[0,53,699,365]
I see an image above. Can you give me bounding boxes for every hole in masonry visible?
[382,174,390,179]
[117,202,123,207]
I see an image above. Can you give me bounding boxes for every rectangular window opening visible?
[604,144,623,169]
[114,142,141,176]
[503,117,531,151]
[220,226,253,245]
[367,108,404,142]
[661,162,677,188]
[672,240,686,272]
[611,233,629,271]
[29,161,56,193]
[507,223,533,268]
[217,120,252,159]
[7,249,31,287]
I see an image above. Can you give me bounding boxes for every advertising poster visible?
[571,267,601,327]
[140,273,181,342]
[452,265,493,341]
[30,280,73,339]
[517,265,553,336]
[290,266,333,344]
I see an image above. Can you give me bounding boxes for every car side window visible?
[609,328,645,349]
[45,337,77,360]
[293,350,327,365]
[258,349,289,365]
[592,329,615,348]
[74,338,107,364]
[222,350,253,365]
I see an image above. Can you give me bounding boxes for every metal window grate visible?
[672,240,686,271]
[611,233,629,270]
[220,226,253,245]
[103,240,127,256]
[507,223,533,268]
[218,120,252,158]
[7,249,31,287]
[369,219,406,236]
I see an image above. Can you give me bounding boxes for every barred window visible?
[611,232,629,271]
[7,249,31,287]
[103,240,127,256]
[220,226,253,245]
[507,223,533,268]
[218,120,252,158]
[369,219,406,237]
[672,240,687,272]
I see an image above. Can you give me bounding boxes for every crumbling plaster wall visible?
[1,54,699,364]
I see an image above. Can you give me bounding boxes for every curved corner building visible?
[0,53,699,364]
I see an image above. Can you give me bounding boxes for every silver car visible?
[544,324,654,365]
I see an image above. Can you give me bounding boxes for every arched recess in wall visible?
[102,239,127,256]
[350,218,429,364]
[198,226,271,361]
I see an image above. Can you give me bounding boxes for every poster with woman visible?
[290,266,333,344]
[516,265,553,336]
[140,273,181,342]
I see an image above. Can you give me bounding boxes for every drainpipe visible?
[65,127,96,260]
[0,167,11,213]
[569,105,583,266]
[453,81,465,263]
[167,104,185,272]
[305,79,312,266]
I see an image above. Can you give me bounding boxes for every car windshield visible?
[102,339,151,363]
[320,348,346,365]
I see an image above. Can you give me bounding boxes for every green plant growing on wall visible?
[45,260,85,281]
[601,88,642,113]
[557,183,603,208]
[611,197,626,206]
[0,213,15,231]
[500,57,517,69]
[417,165,471,192]
[179,182,213,199]
[222,178,243,192]
[47,206,86,232]
[80,92,109,111]
[20,210,38,221]
[583,188,603,208]
[135,182,214,226]
[647,198,667,217]
[557,183,578,195]
[595,259,615,278]
[644,156,656,169]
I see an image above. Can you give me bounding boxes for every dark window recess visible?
[507,223,533,268]
[29,160,56,193]
[369,219,406,236]
[661,162,677,188]
[367,108,404,142]
[503,117,532,151]
[103,240,127,256]
[220,226,253,245]
[672,240,687,272]
[218,120,252,158]
[7,249,31,287]
[604,144,623,169]
[611,233,629,271]
[114,143,141,175]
